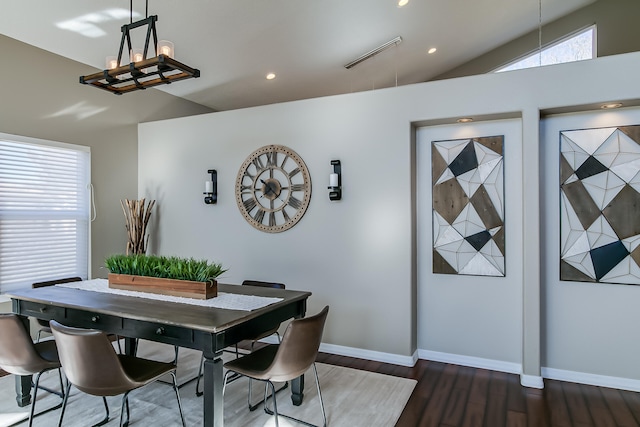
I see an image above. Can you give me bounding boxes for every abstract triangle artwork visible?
[560,125,640,285]
[432,136,505,276]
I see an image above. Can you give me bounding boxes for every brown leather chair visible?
[0,313,64,427]
[50,320,186,427]
[195,280,287,400]
[32,277,82,342]
[32,277,123,354]
[223,306,329,427]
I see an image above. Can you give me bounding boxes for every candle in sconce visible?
[329,173,339,188]
[205,181,214,193]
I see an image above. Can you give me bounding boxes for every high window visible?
[494,26,596,73]
[0,134,91,294]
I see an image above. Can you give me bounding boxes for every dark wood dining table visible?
[8,282,311,427]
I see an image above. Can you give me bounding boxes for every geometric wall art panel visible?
[432,135,505,276]
[560,125,640,285]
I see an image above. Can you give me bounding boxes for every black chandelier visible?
[79,3,200,95]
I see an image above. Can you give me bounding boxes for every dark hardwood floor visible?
[316,352,640,427]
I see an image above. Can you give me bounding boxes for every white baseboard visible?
[418,349,522,374]
[542,367,640,392]
[263,338,640,392]
[260,336,417,367]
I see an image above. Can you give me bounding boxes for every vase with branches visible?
[121,198,155,255]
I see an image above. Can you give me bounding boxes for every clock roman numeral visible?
[290,184,305,192]
[288,196,302,210]
[282,207,291,223]
[288,167,300,178]
[269,212,276,227]
[252,157,264,171]
[253,208,265,223]
[266,151,277,168]
[280,155,289,169]
[243,198,257,213]
[240,184,252,193]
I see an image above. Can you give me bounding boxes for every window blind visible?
[0,136,90,294]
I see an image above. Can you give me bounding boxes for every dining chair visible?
[223,305,329,427]
[32,277,123,354]
[50,320,186,427]
[32,277,82,342]
[0,313,65,427]
[195,279,287,403]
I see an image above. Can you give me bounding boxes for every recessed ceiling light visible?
[266,73,276,80]
[397,0,409,7]
[427,47,437,54]
[600,102,622,109]
[457,118,473,123]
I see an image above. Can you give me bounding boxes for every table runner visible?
[56,279,283,311]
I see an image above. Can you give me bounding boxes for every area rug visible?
[0,340,416,426]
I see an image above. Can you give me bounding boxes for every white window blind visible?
[0,135,90,294]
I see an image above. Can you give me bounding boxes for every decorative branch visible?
[120,198,156,255]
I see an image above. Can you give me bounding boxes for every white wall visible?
[416,119,523,369]
[139,51,640,380]
[541,109,640,387]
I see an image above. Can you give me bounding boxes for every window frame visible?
[493,25,597,73]
[0,132,91,295]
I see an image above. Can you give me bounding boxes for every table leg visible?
[290,375,305,406]
[15,314,31,407]
[15,375,32,407]
[203,351,224,427]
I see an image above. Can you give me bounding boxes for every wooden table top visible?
[8,283,311,334]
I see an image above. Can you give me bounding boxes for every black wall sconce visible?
[204,169,217,204]
[328,160,342,201]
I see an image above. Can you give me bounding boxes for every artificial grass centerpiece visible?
[104,254,226,299]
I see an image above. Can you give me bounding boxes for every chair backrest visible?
[49,320,132,396]
[266,306,329,382]
[0,314,53,375]
[242,280,285,290]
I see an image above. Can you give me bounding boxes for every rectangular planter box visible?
[108,273,217,300]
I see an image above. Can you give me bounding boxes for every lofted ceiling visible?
[1,0,595,112]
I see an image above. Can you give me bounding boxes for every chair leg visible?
[312,363,327,427]
[57,381,72,427]
[92,396,110,427]
[248,379,287,411]
[263,364,327,427]
[195,353,205,397]
[28,371,42,427]
[119,391,130,427]
[170,372,187,427]
[268,381,280,427]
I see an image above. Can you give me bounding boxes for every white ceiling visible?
[1,0,595,111]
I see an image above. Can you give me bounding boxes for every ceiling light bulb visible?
[428,47,437,54]
[266,73,276,80]
[131,48,144,63]
[106,56,118,70]
[157,40,174,58]
[600,103,623,109]
[457,118,473,123]
[398,0,409,6]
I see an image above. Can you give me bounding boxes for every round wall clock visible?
[235,145,312,233]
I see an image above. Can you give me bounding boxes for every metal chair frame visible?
[51,320,186,427]
[0,313,65,427]
[222,306,329,427]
